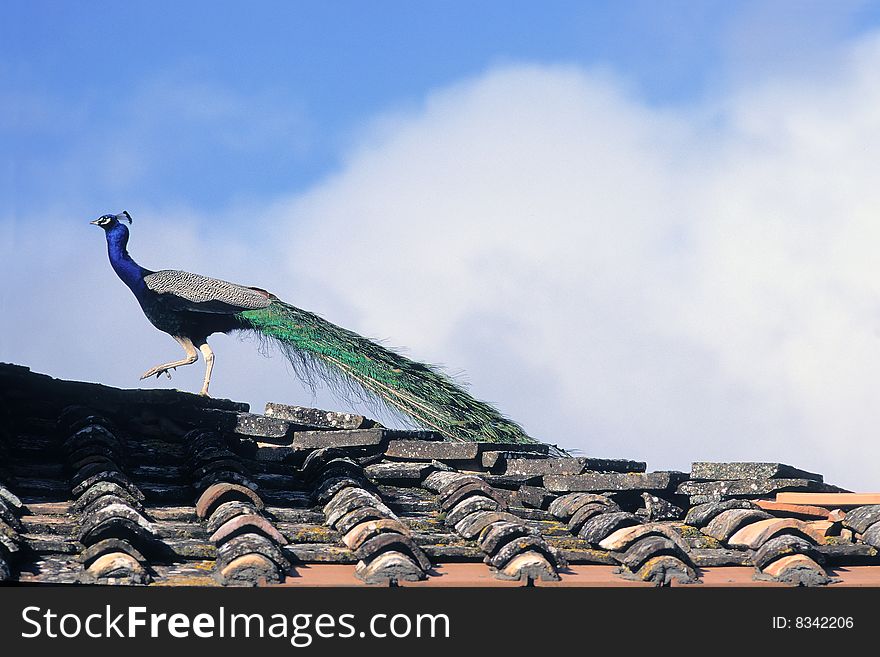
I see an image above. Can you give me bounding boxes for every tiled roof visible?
[1,362,878,587]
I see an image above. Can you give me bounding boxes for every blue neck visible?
[105,223,150,295]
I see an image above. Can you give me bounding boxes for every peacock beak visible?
[89,219,100,225]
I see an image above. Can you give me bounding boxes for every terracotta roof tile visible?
[760,554,830,585]
[702,508,773,541]
[755,499,840,519]
[843,505,880,533]
[2,362,878,587]
[691,462,823,482]
[545,471,687,493]
[728,518,826,549]
[863,523,880,549]
[578,511,642,544]
[775,492,880,506]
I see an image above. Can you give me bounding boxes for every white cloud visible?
[5,33,880,490]
[273,40,880,490]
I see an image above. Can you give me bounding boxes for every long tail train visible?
[237,297,536,444]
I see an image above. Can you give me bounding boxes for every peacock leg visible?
[196,340,214,397]
[140,336,199,380]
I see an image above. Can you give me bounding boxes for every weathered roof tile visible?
[760,553,830,585]
[545,471,686,493]
[619,536,685,571]
[568,502,614,533]
[753,534,822,570]
[342,518,411,550]
[454,511,522,539]
[219,553,283,586]
[684,499,758,527]
[678,478,845,499]
[504,457,645,476]
[364,461,435,483]
[728,518,825,549]
[446,496,502,527]
[355,533,432,572]
[355,550,425,585]
[691,462,823,482]
[265,402,373,430]
[233,413,293,441]
[578,511,641,544]
[627,555,699,585]
[863,523,880,548]
[599,523,688,553]
[386,441,480,461]
[84,551,150,585]
[548,492,615,520]
[209,513,289,546]
[440,481,506,511]
[702,508,773,541]
[196,483,264,519]
[843,505,880,534]
[294,428,386,450]
[3,363,877,588]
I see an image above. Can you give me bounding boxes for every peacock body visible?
[92,212,535,444]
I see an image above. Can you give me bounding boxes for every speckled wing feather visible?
[144,270,272,314]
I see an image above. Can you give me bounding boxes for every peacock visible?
[91,211,537,444]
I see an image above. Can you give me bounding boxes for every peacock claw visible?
[141,366,174,380]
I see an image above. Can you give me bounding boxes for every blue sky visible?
[6,1,879,212]
[5,2,880,489]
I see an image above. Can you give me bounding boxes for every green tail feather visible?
[237,298,535,444]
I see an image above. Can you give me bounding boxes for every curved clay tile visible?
[843,505,880,534]
[578,511,641,544]
[489,535,559,570]
[728,517,826,549]
[863,523,880,548]
[569,502,617,533]
[78,537,148,568]
[620,536,685,571]
[629,554,698,585]
[440,480,506,510]
[342,518,411,550]
[423,470,468,492]
[479,521,534,555]
[313,453,431,585]
[85,551,150,585]
[355,550,425,585]
[220,553,282,586]
[70,481,143,513]
[196,482,264,518]
[752,534,822,570]
[209,513,289,546]
[206,500,262,534]
[72,471,144,502]
[702,508,773,541]
[497,551,557,582]
[335,506,393,534]
[599,522,689,553]
[683,499,758,528]
[215,533,289,572]
[355,533,432,572]
[760,553,828,585]
[446,496,502,527]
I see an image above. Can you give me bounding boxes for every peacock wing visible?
[143,269,272,314]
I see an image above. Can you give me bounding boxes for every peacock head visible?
[90,211,133,230]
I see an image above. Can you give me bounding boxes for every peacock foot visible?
[140,365,175,380]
